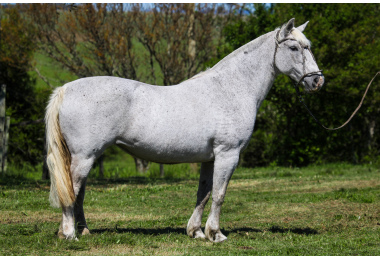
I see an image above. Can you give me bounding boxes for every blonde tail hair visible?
[45,86,75,208]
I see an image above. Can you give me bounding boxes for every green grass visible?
[30,38,165,92]
[31,51,78,90]
[1,160,380,255]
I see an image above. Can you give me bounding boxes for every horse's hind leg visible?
[74,178,90,235]
[187,161,214,239]
[58,155,94,239]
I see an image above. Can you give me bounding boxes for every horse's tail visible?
[45,85,75,208]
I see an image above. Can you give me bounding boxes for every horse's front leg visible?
[205,149,239,243]
[187,161,214,239]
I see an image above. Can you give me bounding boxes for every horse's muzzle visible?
[305,74,324,93]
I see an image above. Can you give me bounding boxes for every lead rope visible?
[273,31,380,131]
[294,71,380,130]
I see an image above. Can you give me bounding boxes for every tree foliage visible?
[0,5,46,165]
[219,3,380,166]
[132,3,228,85]
[4,3,380,169]
[29,4,137,80]
[27,3,230,172]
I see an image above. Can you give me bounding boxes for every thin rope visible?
[273,30,379,131]
[294,71,380,130]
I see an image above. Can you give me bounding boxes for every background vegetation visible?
[1,3,380,256]
[1,3,379,172]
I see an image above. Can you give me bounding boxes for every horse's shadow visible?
[89,225,318,236]
[224,226,318,236]
[90,227,187,236]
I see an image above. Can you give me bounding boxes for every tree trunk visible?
[368,119,375,151]
[187,3,196,78]
[42,137,49,180]
[350,124,358,164]
[98,154,104,178]
[42,154,49,180]
[160,164,164,177]
[0,85,5,177]
[134,157,149,173]
[2,116,9,174]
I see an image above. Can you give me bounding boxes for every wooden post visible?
[0,84,6,177]
[2,116,9,173]
[160,164,164,178]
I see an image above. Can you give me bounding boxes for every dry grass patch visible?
[75,244,136,256]
[311,200,380,220]
[0,210,60,224]
[84,211,163,223]
[229,178,380,194]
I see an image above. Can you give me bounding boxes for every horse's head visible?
[274,18,324,93]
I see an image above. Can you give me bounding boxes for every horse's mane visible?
[186,31,274,82]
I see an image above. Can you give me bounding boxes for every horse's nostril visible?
[314,77,319,83]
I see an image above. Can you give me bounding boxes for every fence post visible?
[0,84,6,177]
[2,116,10,173]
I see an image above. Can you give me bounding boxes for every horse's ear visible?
[279,18,295,39]
[297,21,309,32]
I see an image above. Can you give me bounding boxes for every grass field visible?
[1,156,380,256]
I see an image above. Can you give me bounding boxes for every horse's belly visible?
[115,137,215,164]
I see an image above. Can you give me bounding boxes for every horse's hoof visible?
[193,229,206,240]
[57,229,77,240]
[205,229,228,243]
[81,228,90,236]
[212,232,227,243]
[187,227,206,239]
[57,230,66,239]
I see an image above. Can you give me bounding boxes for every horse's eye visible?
[290,46,298,51]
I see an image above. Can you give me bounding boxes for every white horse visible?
[45,18,324,242]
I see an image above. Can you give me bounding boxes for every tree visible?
[218,3,380,166]
[28,3,150,172]
[29,4,138,80]
[0,5,46,166]
[132,3,230,85]
[28,3,229,174]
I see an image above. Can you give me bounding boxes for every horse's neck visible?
[208,31,277,107]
